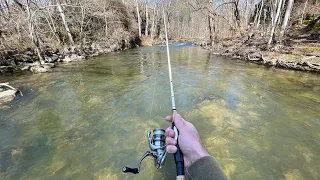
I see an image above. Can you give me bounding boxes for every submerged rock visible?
[11,148,23,162]
[0,151,11,172]
[94,168,118,180]
[49,161,65,176]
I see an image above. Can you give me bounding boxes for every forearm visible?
[185,156,227,180]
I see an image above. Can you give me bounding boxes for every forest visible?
[0,0,319,72]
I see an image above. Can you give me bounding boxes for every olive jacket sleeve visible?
[185,156,227,180]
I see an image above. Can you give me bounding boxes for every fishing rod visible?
[162,7,185,180]
[122,5,185,180]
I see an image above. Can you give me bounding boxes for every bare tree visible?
[150,1,157,38]
[136,0,141,37]
[26,0,44,62]
[57,0,74,45]
[244,0,249,28]
[300,0,308,24]
[268,0,283,45]
[104,1,108,37]
[145,0,149,36]
[256,0,264,28]
[279,0,294,43]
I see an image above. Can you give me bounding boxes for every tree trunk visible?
[270,0,275,27]
[253,2,259,27]
[80,5,85,47]
[234,0,241,30]
[57,0,74,45]
[104,2,108,37]
[278,0,286,26]
[46,7,60,43]
[300,0,308,24]
[244,0,249,28]
[145,0,149,36]
[151,2,157,38]
[256,0,264,28]
[136,0,141,37]
[26,0,44,63]
[279,0,294,43]
[208,16,214,46]
[268,0,283,45]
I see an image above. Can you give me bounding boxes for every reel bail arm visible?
[122,129,167,174]
[122,151,151,174]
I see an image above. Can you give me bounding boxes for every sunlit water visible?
[0,44,319,180]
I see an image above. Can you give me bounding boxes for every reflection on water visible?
[0,44,319,180]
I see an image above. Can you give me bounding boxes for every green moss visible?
[70,29,80,41]
[57,29,80,44]
[312,21,320,31]
[305,14,314,21]
[303,20,312,25]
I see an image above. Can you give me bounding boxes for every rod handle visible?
[172,110,185,178]
[122,167,139,174]
[174,143,184,174]
[173,131,185,177]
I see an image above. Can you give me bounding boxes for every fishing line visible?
[149,69,157,120]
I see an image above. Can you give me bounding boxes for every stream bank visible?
[202,41,320,73]
[0,37,137,74]
[201,19,320,73]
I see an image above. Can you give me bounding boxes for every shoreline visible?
[0,39,136,74]
[199,42,320,73]
[1,39,320,75]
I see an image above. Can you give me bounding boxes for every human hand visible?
[165,114,210,168]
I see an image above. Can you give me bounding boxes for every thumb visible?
[172,114,187,130]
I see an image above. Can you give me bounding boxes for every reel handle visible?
[122,167,139,174]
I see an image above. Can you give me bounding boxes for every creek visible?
[0,43,319,179]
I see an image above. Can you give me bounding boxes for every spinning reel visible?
[122,129,167,174]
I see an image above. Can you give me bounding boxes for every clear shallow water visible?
[0,44,319,180]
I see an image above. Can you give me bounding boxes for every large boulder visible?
[30,63,55,73]
[0,83,23,105]
[62,54,85,62]
[45,54,59,63]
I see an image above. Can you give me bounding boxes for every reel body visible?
[123,128,167,174]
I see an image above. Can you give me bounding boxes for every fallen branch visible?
[0,82,16,90]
